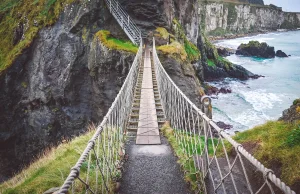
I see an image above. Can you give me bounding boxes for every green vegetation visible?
[226,3,238,26]
[157,41,187,61]
[155,27,170,40]
[208,27,227,36]
[184,39,201,62]
[95,30,138,53]
[0,0,76,74]
[0,125,122,194]
[232,121,300,186]
[293,99,300,106]
[207,59,216,67]
[161,122,218,191]
[239,40,267,49]
[0,131,94,194]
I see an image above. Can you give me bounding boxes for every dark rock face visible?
[216,121,233,130]
[236,41,275,58]
[0,0,134,181]
[217,47,232,57]
[279,99,300,123]
[276,50,288,58]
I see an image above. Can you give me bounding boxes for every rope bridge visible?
[57,0,296,193]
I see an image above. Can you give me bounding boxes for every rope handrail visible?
[57,40,143,194]
[152,38,296,194]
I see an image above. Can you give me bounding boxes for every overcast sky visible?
[264,0,300,12]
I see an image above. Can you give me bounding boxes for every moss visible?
[226,3,238,26]
[296,106,300,114]
[231,121,300,186]
[157,41,187,61]
[155,27,170,40]
[208,27,227,36]
[293,99,300,106]
[95,30,138,53]
[21,82,27,88]
[184,39,201,62]
[218,56,232,70]
[0,0,76,74]
[207,59,215,67]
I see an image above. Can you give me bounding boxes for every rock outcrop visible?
[0,0,259,182]
[276,50,288,58]
[199,1,300,36]
[279,99,300,123]
[236,41,275,58]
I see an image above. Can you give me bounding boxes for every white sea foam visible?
[240,90,283,112]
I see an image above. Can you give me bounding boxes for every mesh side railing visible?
[152,38,296,194]
[57,41,143,194]
[104,0,141,45]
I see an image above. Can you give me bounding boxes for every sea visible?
[211,31,300,133]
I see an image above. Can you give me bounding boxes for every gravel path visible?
[119,136,191,194]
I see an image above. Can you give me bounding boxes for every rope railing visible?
[104,0,141,45]
[152,38,296,194]
[57,41,143,194]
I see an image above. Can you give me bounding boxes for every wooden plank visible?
[136,47,161,145]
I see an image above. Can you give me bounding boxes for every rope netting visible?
[57,41,143,194]
[152,38,296,194]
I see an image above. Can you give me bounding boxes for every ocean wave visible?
[240,90,283,112]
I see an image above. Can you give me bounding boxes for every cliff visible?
[0,0,257,182]
[199,1,300,36]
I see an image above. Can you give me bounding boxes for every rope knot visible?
[71,166,80,178]
[263,169,274,180]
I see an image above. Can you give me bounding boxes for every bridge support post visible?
[201,95,212,181]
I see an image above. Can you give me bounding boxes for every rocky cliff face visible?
[0,0,135,182]
[200,2,300,35]
[0,0,257,182]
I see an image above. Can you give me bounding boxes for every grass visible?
[207,59,216,67]
[232,121,300,186]
[184,39,201,62]
[0,125,122,194]
[0,0,76,74]
[156,27,170,40]
[157,41,187,61]
[161,122,218,191]
[95,30,138,53]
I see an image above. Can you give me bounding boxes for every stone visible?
[236,41,275,58]
[276,50,288,58]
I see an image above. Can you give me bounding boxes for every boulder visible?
[236,41,275,58]
[276,50,288,58]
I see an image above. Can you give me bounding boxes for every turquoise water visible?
[212,31,300,133]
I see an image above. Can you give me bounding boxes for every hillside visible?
[231,99,300,191]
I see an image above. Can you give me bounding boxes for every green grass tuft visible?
[0,0,76,74]
[232,121,300,186]
[207,59,216,67]
[95,30,138,53]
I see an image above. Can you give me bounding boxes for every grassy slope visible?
[0,131,94,194]
[95,30,138,53]
[233,121,300,186]
[0,0,76,74]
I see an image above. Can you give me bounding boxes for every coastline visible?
[208,29,300,43]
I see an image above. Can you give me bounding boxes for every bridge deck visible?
[136,47,161,145]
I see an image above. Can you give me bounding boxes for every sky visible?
[263,0,300,12]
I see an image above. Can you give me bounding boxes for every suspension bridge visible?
[57,0,296,193]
